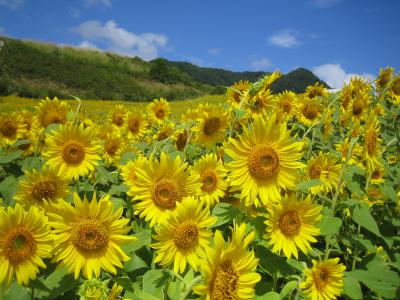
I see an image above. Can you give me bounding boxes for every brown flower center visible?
[152,179,182,209]
[280,99,292,113]
[210,260,239,300]
[352,99,364,116]
[279,210,301,236]
[72,219,109,253]
[62,141,85,164]
[32,181,57,202]
[128,118,140,134]
[313,267,330,290]
[3,227,36,264]
[155,108,165,119]
[203,117,221,136]
[173,221,199,249]
[248,145,280,179]
[309,164,322,179]
[112,114,124,126]
[43,112,64,127]
[365,130,377,155]
[175,131,188,151]
[105,139,119,155]
[392,77,400,96]
[302,102,319,120]
[1,120,17,137]
[201,170,218,193]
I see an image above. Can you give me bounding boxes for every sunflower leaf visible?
[295,179,322,192]
[343,275,362,300]
[352,203,381,237]
[320,216,342,236]
[0,150,23,164]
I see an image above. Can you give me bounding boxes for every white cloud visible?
[269,30,301,48]
[312,64,374,89]
[208,48,221,55]
[77,41,99,50]
[312,0,341,8]
[250,58,272,70]
[0,0,24,9]
[72,20,168,60]
[84,0,112,7]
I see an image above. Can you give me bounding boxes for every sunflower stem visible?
[179,275,202,300]
[71,95,82,126]
[351,224,362,270]
[30,287,34,300]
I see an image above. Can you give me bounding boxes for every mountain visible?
[0,36,329,101]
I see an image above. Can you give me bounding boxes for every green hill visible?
[0,36,329,101]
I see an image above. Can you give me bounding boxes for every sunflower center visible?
[309,164,322,179]
[128,118,140,133]
[173,221,199,249]
[365,131,377,155]
[72,219,109,253]
[279,210,301,236]
[43,112,63,127]
[155,108,165,119]
[152,179,182,209]
[352,99,364,116]
[175,132,188,151]
[157,130,170,141]
[392,78,400,95]
[105,140,119,155]
[281,99,291,112]
[32,181,57,201]
[62,141,85,164]
[210,260,239,300]
[112,114,124,126]
[313,268,330,290]
[232,91,241,103]
[1,120,17,137]
[302,102,319,120]
[371,169,382,180]
[203,117,221,136]
[201,170,218,193]
[4,227,36,264]
[248,145,280,179]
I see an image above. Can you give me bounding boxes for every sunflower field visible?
[0,68,399,300]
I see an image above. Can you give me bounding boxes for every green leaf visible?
[295,179,322,192]
[96,165,114,184]
[352,203,381,237]
[21,156,43,172]
[0,150,23,164]
[254,291,280,300]
[120,152,137,165]
[109,184,129,196]
[142,269,168,299]
[167,280,183,300]
[133,289,160,300]
[256,245,295,278]
[0,175,17,203]
[343,275,362,300]
[320,216,342,236]
[280,280,298,298]
[123,230,151,253]
[211,203,241,227]
[382,184,397,202]
[3,281,30,300]
[344,169,364,196]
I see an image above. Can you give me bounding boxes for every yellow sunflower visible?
[388,75,400,105]
[120,156,147,192]
[264,193,322,259]
[130,152,200,227]
[108,104,126,128]
[101,135,122,165]
[335,138,362,165]
[0,205,53,285]
[243,89,275,116]
[192,153,228,206]
[14,167,70,209]
[173,128,189,152]
[0,112,26,146]
[362,116,381,171]
[96,123,120,140]
[36,97,69,128]
[48,193,135,279]
[345,91,371,122]
[124,111,148,140]
[20,110,40,136]
[376,67,394,91]
[305,152,341,195]
[273,90,298,120]
[147,98,171,124]
[300,258,346,300]
[194,223,261,300]
[226,80,251,107]
[297,96,323,126]
[370,163,385,184]
[152,196,216,274]
[154,122,174,142]
[43,124,101,180]
[305,82,328,99]
[193,106,230,147]
[225,114,304,207]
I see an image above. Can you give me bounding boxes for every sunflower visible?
[226,80,251,107]
[305,152,341,195]
[14,167,70,209]
[243,89,275,116]
[297,96,323,126]
[376,67,394,91]
[362,116,381,171]
[305,82,328,99]
[345,91,371,122]
[300,258,346,300]
[147,98,171,124]
[36,97,69,128]
[273,90,298,120]
[0,112,26,146]
[321,106,335,140]
[225,114,304,207]
[193,223,261,300]
[108,283,124,300]
[363,185,385,206]
[388,75,400,105]
[43,124,101,180]
[173,128,189,151]
[264,193,321,259]
[124,111,148,140]
[370,163,385,184]
[154,122,174,142]
[108,104,126,128]
[335,138,362,165]
[193,106,230,147]
[130,152,200,227]
[120,156,147,191]
[0,205,53,285]
[101,135,122,165]
[191,154,228,206]
[96,123,120,140]
[48,193,135,279]
[20,109,40,136]
[152,196,216,274]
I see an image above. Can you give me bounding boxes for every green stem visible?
[179,276,202,300]
[30,287,34,300]
[351,224,362,270]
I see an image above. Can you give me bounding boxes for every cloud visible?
[72,20,168,60]
[69,7,81,19]
[269,30,301,48]
[0,0,24,9]
[312,0,342,8]
[208,48,221,55]
[77,41,99,50]
[250,58,272,70]
[312,64,374,89]
[84,0,112,7]
[0,26,7,36]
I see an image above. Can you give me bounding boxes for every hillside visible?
[0,36,329,101]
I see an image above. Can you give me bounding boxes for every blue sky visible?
[0,0,399,88]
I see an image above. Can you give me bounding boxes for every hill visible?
[0,36,329,101]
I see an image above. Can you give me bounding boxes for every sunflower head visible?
[147,98,171,123]
[0,112,26,146]
[377,67,394,90]
[78,278,109,300]
[154,122,174,141]
[108,104,126,127]
[297,96,322,126]
[389,75,400,104]
[226,80,251,107]
[124,111,148,140]
[306,82,328,99]
[37,97,69,128]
